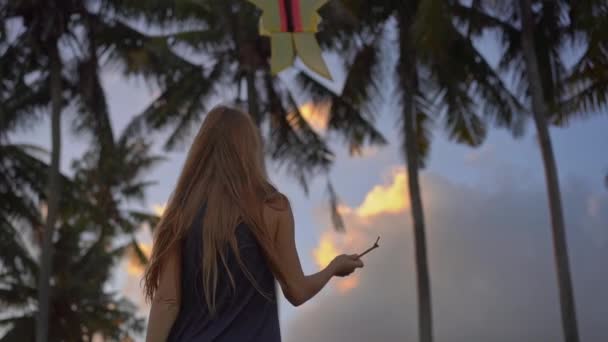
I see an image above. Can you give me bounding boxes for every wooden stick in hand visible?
[357,236,380,258]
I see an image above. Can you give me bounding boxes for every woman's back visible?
[168,205,280,342]
[144,106,363,342]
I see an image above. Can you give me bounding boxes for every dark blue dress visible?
[168,206,281,342]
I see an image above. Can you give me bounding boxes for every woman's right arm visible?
[267,201,363,306]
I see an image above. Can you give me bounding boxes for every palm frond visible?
[123,60,222,150]
[0,220,38,281]
[451,2,519,38]
[417,0,526,138]
[326,180,345,232]
[0,43,50,135]
[559,5,608,124]
[72,55,116,158]
[415,106,434,168]
[264,73,334,193]
[108,0,216,27]
[98,20,200,84]
[0,144,58,226]
[129,238,149,267]
[167,28,228,52]
[0,316,35,342]
[296,70,387,155]
[127,210,160,228]
[560,60,608,124]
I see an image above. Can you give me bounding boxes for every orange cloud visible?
[313,232,364,294]
[297,102,330,132]
[359,145,379,158]
[310,169,411,294]
[336,276,360,293]
[313,232,339,269]
[356,169,409,218]
[337,204,353,215]
[152,203,166,216]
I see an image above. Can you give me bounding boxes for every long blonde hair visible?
[143,105,285,313]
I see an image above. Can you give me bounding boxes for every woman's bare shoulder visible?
[264,191,290,211]
[263,191,294,233]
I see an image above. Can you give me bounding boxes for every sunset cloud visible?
[359,145,380,158]
[312,232,340,269]
[331,168,410,219]
[288,169,608,342]
[296,102,330,132]
[335,276,359,293]
[312,232,362,294]
[311,168,410,294]
[356,169,409,218]
[152,203,166,216]
[119,224,154,317]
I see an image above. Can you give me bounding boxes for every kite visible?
[247,0,332,80]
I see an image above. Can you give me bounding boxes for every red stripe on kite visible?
[291,0,303,32]
[278,0,288,32]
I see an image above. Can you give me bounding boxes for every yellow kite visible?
[247,0,332,80]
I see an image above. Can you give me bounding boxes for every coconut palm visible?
[302,1,525,341]
[516,5,579,340]
[0,123,161,341]
[0,51,161,334]
[0,3,72,339]
[0,1,190,338]
[119,0,387,200]
[0,218,145,342]
[450,2,608,341]
[0,213,146,342]
[0,140,138,342]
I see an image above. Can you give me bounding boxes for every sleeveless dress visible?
[167,206,281,341]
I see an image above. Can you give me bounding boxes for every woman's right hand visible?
[329,254,364,277]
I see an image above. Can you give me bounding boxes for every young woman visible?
[143,106,364,342]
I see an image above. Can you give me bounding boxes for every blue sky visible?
[9,29,608,342]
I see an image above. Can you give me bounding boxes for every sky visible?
[8,27,608,342]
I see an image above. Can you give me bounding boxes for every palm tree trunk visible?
[36,41,63,342]
[84,22,115,160]
[518,1,579,341]
[398,9,433,342]
[404,96,433,342]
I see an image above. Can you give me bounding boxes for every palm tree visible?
[302,1,524,341]
[1,1,188,338]
[117,0,387,224]
[1,3,73,340]
[517,3,578,339]
[1,218,145,342]
[452,2,608,341]
[1,209,146,342]
[0,121,161,341]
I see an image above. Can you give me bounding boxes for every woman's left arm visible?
[145,245,181,342]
